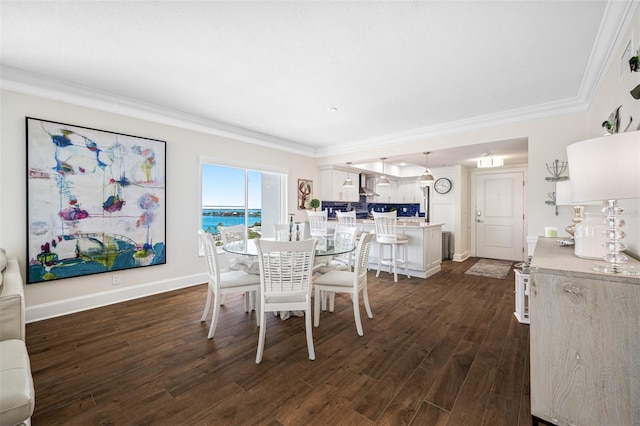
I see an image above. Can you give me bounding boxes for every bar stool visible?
[372,211,410,282]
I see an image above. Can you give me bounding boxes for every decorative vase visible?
[574,212,608,260]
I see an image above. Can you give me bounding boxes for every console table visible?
[529,237,640,426]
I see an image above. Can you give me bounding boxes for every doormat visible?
[464,258,513,279]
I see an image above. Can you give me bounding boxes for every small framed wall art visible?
[298,179,313,210]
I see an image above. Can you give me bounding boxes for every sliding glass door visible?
[201,163,284,244]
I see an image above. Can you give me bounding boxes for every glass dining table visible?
[221,236,355,259]
[222,236,356,320]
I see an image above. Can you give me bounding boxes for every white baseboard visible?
[25,273,208,323]
[452,250,470,262]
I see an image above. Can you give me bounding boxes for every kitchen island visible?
[328,220,443,279]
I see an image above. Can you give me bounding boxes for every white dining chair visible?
[336,210,357,226]
[315,224,359,311]
[373,211,410,282]
[218,224,246,270]
[254,238,317,363]
[218,224,245,244]
[313,232,375,336]
[198,230,261,339]
[336,210,363,239]
[306,210,333,238]
[315,224,358,274]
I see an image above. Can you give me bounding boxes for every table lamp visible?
[566,130,640,275]
[555,180,583,238]
[555,180,604,237]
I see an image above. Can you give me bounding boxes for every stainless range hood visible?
[359,173,378,197]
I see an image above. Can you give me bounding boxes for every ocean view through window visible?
[201,163,285,243]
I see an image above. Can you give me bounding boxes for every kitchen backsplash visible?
[321,201,424,219]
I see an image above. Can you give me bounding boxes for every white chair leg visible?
[201,285,213,321]
[362,285,373,319]
[254,290,261,327]
[329,292,335,312]
[376,243,383,278]
[244,291,250,312]
[314,287,321,327]
[321,290,327,311]
[256,309,267,364]
[352,292,363,336]
[208,292,222,339]
[305,307,315,360]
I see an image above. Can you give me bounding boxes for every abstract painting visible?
[26,117,166,284]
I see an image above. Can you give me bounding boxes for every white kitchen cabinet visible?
[374,180,397,203]
[529,237,640,426]
[396,179,423,203]
[320,169,359,202]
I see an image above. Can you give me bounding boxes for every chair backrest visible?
[307,210,329,237]
[218,225,245,244]
[333,224,359,266]
[254,239,317,299]
[354,232,375,285]
[198,229,220,287]
[336,210,357,227]
[372,211,399,244]
[273,223,290,241]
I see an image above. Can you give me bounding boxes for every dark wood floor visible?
[25,258,530,425]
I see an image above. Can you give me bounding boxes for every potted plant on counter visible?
[309,199,320,211]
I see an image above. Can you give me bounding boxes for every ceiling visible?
[0,1,632,176]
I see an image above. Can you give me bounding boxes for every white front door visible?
[475,171,524,261]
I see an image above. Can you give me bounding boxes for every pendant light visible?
[418,151,435,187]
[378,157,390,185]
[342,162,354,187]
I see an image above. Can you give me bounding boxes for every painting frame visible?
[25,117,166,284]
[297,178,313,210]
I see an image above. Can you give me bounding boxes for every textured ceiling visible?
[0,1,631,171]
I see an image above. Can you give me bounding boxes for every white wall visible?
[0,90,318,321]
[583,9,640,257]
[316,6,640,257]
[2,8,640,321]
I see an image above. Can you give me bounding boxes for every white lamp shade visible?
[567,131,640,203]
[556,179,603,207]
[418,172,435,187]
[554,180,573,205]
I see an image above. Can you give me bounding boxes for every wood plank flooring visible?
[25,257,531,425]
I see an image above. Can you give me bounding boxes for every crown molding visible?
[577,0,639,104]
[1,0,635,160]
[316,0,639,158]
[0,65,316,157]
[315,96,588,157]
